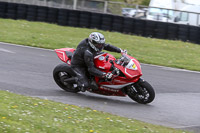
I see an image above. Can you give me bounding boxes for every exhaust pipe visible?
[64,77,78,84]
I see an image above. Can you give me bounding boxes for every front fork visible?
[128,78,150,101]
[126,78,145,94]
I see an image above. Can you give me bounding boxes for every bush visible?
[141,0,150,6]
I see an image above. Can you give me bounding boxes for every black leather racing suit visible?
[71,38,121,89]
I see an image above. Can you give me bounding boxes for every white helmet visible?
[88,32,105,52]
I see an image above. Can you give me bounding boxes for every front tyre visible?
[53,63,80,93]
[127,80,155,104]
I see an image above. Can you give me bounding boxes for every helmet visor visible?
[94,43,103,49]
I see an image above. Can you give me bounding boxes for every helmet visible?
[88,32,105,52]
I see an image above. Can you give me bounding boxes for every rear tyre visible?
[53,63,80,93]
[127,79,155,104]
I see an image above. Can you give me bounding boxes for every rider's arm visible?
[84,50,105,77]
[104,43,121,53]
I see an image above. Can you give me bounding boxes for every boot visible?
[78,83,86,92]
[90,80,98,90]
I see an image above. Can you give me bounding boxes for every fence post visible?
[167,9,169,22]
[61,0,65,8]
[73,0,77,10]
[135,4,139,16]
[197,13,199,26]
[44,0,47,6]
[104,1,108,13]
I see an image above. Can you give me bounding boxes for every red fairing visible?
[55,48,75,64]
[54,48,143,97]
[93,53,142,96]
[94,52,116,73]
[116,54,142,80]
[94,53,142,82]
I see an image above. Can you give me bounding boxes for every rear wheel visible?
[53,64,80,93]
[127,79,155,104]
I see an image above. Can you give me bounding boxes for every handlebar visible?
[109,60,120,76]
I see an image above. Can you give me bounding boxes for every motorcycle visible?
[53,48,155,104]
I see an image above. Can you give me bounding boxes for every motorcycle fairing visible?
[101,82,133,89]
[116,54,142,79]
[94,52,115,72]
[55,48,75,64]
[94,52,142,83]
[55,48,142,96]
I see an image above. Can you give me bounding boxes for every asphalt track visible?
[0,42,200,132]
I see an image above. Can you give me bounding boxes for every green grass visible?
[0,18,200,71]
[0,90,189,133]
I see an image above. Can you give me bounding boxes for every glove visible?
[103,72,113,79]
[120,48,127,54]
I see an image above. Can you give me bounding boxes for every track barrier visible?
[1,1,200,44]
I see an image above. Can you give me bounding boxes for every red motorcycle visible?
[53,48,155,104]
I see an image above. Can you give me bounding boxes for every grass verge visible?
[0,18,200,71]
[0,90,188,133]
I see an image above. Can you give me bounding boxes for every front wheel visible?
[127,79,155,104]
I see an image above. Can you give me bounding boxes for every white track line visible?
[0,41,54,51]
[175,125,200,129]
[0,48,15,53]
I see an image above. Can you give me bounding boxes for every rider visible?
[71,32,125,92]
